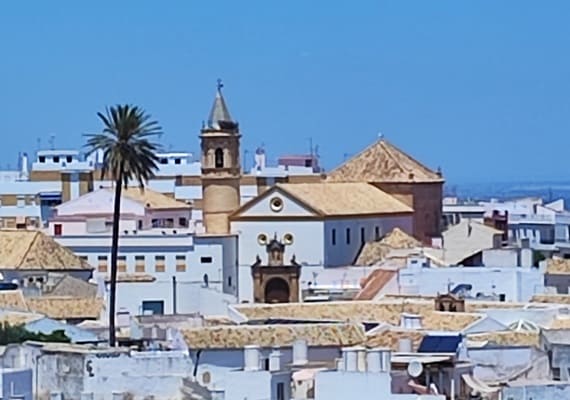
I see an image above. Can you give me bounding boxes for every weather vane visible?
[217,78,224,91]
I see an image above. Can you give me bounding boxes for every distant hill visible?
[444,181,570,202]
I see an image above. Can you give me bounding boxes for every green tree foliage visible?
[0,323,70,345]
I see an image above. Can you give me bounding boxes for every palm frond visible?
[84,104,162,183]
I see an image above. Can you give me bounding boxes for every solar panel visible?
[418,335,462,353]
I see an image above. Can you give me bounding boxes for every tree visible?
[85,105,162,346]
[0,323,70,344]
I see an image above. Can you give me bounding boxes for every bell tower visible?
[200,80,241,234]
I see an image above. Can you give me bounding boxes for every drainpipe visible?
[172,276,177,315]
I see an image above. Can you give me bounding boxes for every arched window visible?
[214,148,224,168]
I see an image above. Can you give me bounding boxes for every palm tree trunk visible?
[108,176,123,346]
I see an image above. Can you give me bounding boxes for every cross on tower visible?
[216,78,224,91]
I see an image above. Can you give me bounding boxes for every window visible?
[66,156,72,163]
[137,220,143,230]
[17,196,25,208]
[228,276,232,287]
[166,218,174,228]
[200,256,213,264]
[53,156,60,163]
[160,158,168,164]
[179,217,188,227]
[79,255,88,261]
[331,229,336,245]
[155,255,166,272]
[38,156,45,163]
[54,224,62,236]
[174,158,181,165]
[135,255,145,272]
[346,228,351,245]
[176,255,186,272]
[270,197,284,212]
[277,383,285,400]
[360,227,365,245]
[142,300,164,315]
[98,255,108,273]
[214,148,224,168]
[117,255,127,273]
[375,226,380,240]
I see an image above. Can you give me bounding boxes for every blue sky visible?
[0,1,569,184]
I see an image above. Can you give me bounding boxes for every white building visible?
[230,182,414,302]
[394,262,545,302]
[315,347,444,400]
[48,187,238,316]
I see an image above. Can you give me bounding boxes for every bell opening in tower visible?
[215,148,224,168]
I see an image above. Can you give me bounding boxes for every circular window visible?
[270,197,283,212]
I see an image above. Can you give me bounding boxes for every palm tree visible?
[85,105,162,346]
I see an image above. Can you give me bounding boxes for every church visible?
[197,82,444,304]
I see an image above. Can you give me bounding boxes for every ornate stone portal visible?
[251,234,301,303]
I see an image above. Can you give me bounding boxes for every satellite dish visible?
[407,360,423,378]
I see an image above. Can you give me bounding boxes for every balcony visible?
[509,214,555,224]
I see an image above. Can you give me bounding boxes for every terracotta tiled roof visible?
[0,290,29,311]
[549,317,570,329]
[106,273,156,283]
[355,228,422,266]
[354,269,397,300]
[112,187,190,210]
[531,294,570,304]
[275,183,413,217]
[46,274,97,297]
[421,311,483,331]
[26,296,104,320]
[465,301,527,311]
[467,331,539,347]
[546,258,570,275]
[232,300,435,325]
[181,323,366,349]
[0,310,44,326]
[326,139,442,184]
[366,328,425,351]
[0,231,91,270]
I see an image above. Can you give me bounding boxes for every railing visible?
[509,214,555,223]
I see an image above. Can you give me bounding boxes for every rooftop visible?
[546,258,570,275]
[26,296,104,320]
[326,139,443,184]
[275,182,413,217]
[181,323,365,349]
[232,300,484,331]
[111,187,190,210]
[0,290,29,311]
[468,331,540,347]
[46,274,98,297]
[531,294,570,304]
[106,273,156,283]
[0,230,91,270]
[355,228,422,266]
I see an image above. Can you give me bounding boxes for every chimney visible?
[342,347,358,372]
[244,345,261,371]
[398,338,413,353]
[520,238,533,268]
[20,152,29,181]
[400,313,423,330]
[269,349,281,372]
[367,348,391,373]
[355,346,366,372]
[292,339,308,366]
